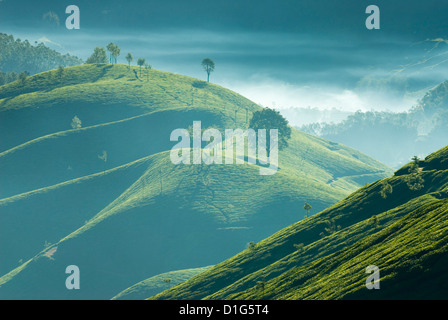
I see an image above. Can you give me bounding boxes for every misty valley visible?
[1,0,448,307]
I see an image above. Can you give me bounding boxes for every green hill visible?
[0,64,392,299]
[151,145,448,300]
[111,266,213,300]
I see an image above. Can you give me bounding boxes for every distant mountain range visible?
[300,80,448,168]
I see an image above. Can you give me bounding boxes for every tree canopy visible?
[249,107,292,155]
[0,33,82,76]
[125,53,133,67]
[106,43,121,64]
[303,202,312,217]
[86,47,108,64]
[201,58,215,82]
[137,58,146,76]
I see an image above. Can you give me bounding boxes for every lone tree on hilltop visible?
[201,58,215,82]
[412,155,420,165]
[249,107,291,157]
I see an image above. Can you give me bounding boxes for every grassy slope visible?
[151,146,448,300]
[111,266,213,300]
[0,64,390,197]
[0,156,151,276]
[0,64,392,299]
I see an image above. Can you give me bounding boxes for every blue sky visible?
[2,0,448,124]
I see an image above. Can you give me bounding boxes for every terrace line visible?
[170,121,278,175]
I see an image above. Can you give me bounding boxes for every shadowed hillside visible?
[152,146,448,300]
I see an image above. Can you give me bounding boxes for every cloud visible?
[222,74,365,111]
[37,36,63,49]
[42,11,60,27]
[3,26,443,118]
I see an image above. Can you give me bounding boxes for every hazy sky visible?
[2,0,448,123]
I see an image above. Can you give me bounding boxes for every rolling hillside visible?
[152,145,448,300]
[111,266,213,300]
[0,64,392,299]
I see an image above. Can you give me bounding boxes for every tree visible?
[137,58,146,76]
[370,215,379,228]
[111,45,121,64]
[293,243,304,253]
[106,43,120,63]
[249,107,292,157]
[406,162,425,191]
[256,280,266,292]
[56,65,64,78]
[144,63,151,81]
[125,52,133,68]
[86,47,107,64]
[106,43,114,63]
[247,241,257,250]
[6,72,18,84]
[163,278,173,288]
[18,71,27,85]
[303,202,312,218]
[379,180,393,199]
[71,115,82,129]
[411,155,420,165]
[319,219,341,237]
[201,58,215,82]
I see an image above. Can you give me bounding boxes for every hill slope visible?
[152,145,448,300]
[111,266,213,300]
[0,64,392,299]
